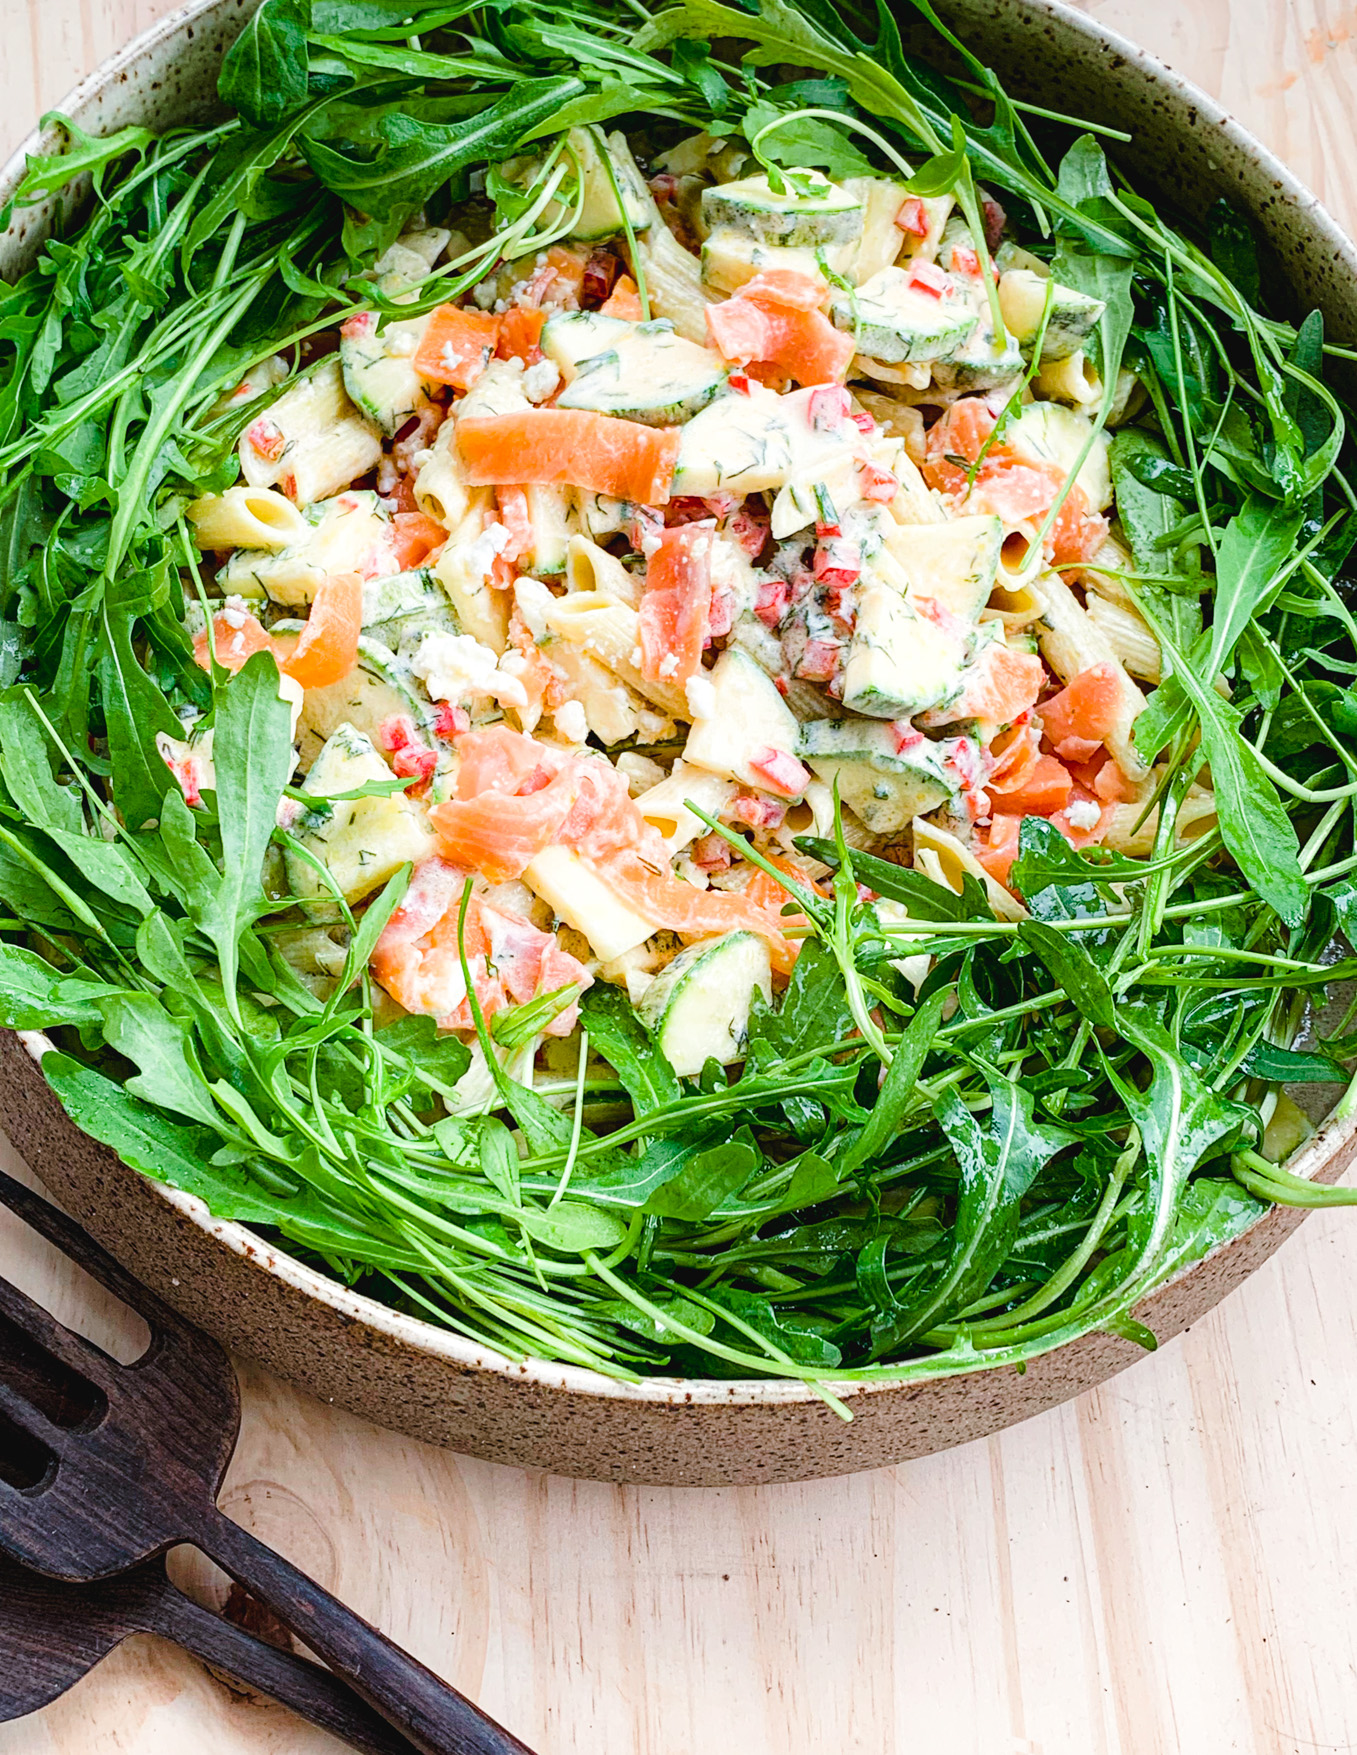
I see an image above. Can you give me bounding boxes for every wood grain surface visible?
[4,4,1357,1751]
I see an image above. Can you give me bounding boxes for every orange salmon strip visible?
[456,409,682,505]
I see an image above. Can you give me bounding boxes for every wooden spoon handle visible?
[197,1505,536,1755]
[148,1583,421,1755]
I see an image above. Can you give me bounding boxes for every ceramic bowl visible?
[2,0,1353,1486]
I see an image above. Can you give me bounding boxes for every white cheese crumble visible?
[685,675,717,720]
[221,594,253,630]
[386,327,419,357]
[412,631,502,703]
[657,652,679,680]
[463,521,514,580]
[522,358,561,403]
[1066,798,1102,831]
[554,699,588,744]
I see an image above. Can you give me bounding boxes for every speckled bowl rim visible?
[5,0,1356,1415]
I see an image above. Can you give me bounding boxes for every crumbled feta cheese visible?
[387,327,418,357]
[412,631,502,703]
[657,652,680,680]
[1066,798,1102,830]
[636,708,675,743]
[554,700,588,744]
[630,646,644,668]
[464,521,514,580]
[410,447,433,471]
[522,358,561,403]
[221,594,253,630]
[471,279,498,311]
[685,675,717,720]
[493,651,532,708]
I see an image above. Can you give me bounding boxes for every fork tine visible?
[0,1275,118,1394]
[0,1380,69,1459]
[0,1166,183,1334]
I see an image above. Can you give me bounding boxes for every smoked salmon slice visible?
[639,522,713,689]
[456,408,681,505]
[706,269,854,388]
[415,305,502,389]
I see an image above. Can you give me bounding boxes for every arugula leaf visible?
[1018,920,1114,1028]
[200,653,294,1001]
[219,0,312,128]
[797,835,988,921]
[871,1067,1077,1350]
[645,1138,759,1220]
[301,79,584,217]
[582,982,681,1115]
[743,98,874,180]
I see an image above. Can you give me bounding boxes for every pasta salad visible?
[2,0,1355,1395]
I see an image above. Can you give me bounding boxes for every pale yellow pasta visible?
[981,580,1044,631]
[913,817,1027,922]
[844,177,910,282]
[188,486,309,553]
[542,589,689,717]
[1085,593,1162,682]
[218,490,392,607]
[1077,533,1136,607]
[636,762,737,853]
[432,496,508,652]
[455,358,530,419]
[853,392,927,466]
[1100,788,1218,856]
[238,358,382,505]
[541,640,658,747]
[566,533,642,607]
[852,355,932,390]
[1033,570,1148,779]
[635,218,713,345]
[1033,350,1101,407]
[412,420,473,529]
[774,778,838,853]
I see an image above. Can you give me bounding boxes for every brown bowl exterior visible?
[1,0,1353,1486]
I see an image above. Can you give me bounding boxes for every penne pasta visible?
[187,486,309,553]
[1033,570,1149,778]
[238,358,382,506]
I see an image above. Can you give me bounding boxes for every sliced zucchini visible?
[841,584,966,719]
[544,313,729,427]
[523,483,574,574]
[682,647,803,791]
[830,265,977,365]
[701,174,863,249]
[638,931,773,1076]
[339,313,431,436]
[504,128,651,246]
[798,718,952,833]
[891,515,1002,622]
[362,568,460,650]
[285,722,435,916]
[997,268,1105,363]
[699,225,852,297]
[298,635,437,768]
[671,383,840,499]
[1004,401,1113,510]
[930,317,1024,391]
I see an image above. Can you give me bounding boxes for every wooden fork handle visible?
[147,1584,421,1755]
[197,1505,537,1755]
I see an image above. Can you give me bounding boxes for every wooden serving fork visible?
[0,1165,536,1755]
[0,1549,422,1753]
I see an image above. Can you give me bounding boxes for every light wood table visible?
[5,4,1357,1750]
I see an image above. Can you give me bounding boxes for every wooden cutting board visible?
[3,2,1357,1748]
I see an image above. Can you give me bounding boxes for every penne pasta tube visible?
[542,589,689,718]
[238,358,383,506]
[913,817,1027,922]
[188,485,309,552]
[566,533,643,607]
[1033,570,1148,779]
